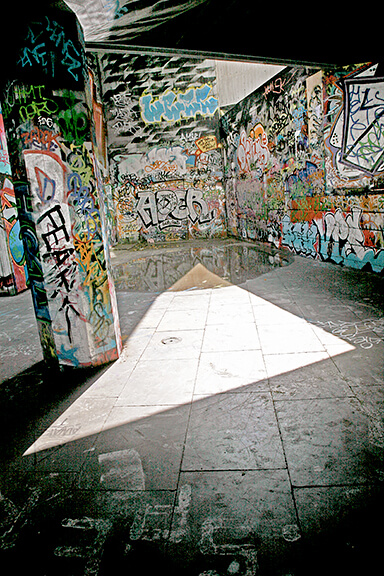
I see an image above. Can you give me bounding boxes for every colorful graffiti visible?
[222,64,384,273]
[0,4,121,367]
[115,176,226,242]
[99,53,225,244]
[0,103,27,294]
[17,16,83,84]
[0,176,27,292]
[324,64,384,190]
[139,84,219,124]
[237,124,270,176]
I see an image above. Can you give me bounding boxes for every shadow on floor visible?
[0,242,383,575]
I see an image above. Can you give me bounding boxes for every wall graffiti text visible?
[139,84,218,124]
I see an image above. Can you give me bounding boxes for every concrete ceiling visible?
[64,0,379,67]
[2,1,380,70]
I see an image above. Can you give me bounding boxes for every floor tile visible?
[331,346,384,385]
[294,484,381,537]
[269,357,354,400]
[257,323,326,354]
[206,303,254,325]
[248,292,269,306]
[150,292,175,308]
[292,484,383,573]
[169,469,297,570]
[81,360,136,398]
[264,351,332,379]
[202,322,260,352]
[119,327,154,362]
[116,358,199,406]
[135,307,166,329]
[275,397,371,486]
[194,350,267,394]
[140,329,204,361]
[310,324,358,352]
[157,308,208,331]
[96,489,176,540]
[252,302,306,325]
[182,392,285,471]
[170,293,211,310]
[23,396,116,456]
[81,404,189,491]
[209,285,251,304]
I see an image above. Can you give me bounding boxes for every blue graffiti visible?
[59,344,80,367]
[286,161,318,196]
[281,214,318,257]
[9,220,25,265]
[67,172,100,238]
[139,84,219,123]
[18,17,82,81]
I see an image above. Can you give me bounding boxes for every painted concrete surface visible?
[0,241,383,575]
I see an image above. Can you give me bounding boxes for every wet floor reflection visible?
[112,240,293,292]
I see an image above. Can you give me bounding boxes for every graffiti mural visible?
[0,176,28,292]
[139,84,218,124]
[221,63,384,273]
[98,53,226,243]
[17,15,84,85]
[0,103,27,294]
[323,63,384,190]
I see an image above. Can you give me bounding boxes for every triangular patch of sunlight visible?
[168,262,232,291]
[24,266,355,456]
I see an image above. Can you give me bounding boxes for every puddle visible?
[112,240,293,292]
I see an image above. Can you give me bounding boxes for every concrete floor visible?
[0,240,383,575]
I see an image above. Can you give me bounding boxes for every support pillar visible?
[1,1,121,367]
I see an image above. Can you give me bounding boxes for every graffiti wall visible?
[0,103,27,294]
[0,3,121,366]
[98,54,226,243]
[221,64,384,273]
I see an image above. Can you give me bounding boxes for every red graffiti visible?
[264,77,286,98]
[21,126,60,152]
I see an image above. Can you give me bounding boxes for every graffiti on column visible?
[0,176,27,292]
[0,103,27,293]
[16,84,120,365]
[17,16,84,83]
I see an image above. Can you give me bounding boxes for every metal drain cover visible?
[161,336,182,345]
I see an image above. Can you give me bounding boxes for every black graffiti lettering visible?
[59,294,81,343]
[136,188,214,228]
[38,205,70,251]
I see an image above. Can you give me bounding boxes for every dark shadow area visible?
[0,361,112,463]
[0,353,383,575]
[0,246,383,575]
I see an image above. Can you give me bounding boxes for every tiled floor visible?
[0,249,383,575]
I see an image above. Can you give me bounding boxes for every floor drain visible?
[161,336,182,345]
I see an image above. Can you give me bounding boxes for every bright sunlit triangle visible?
[24,265,355,456]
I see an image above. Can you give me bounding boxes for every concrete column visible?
[1,1,121,367]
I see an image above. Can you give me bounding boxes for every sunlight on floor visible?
[24,276,355,456]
